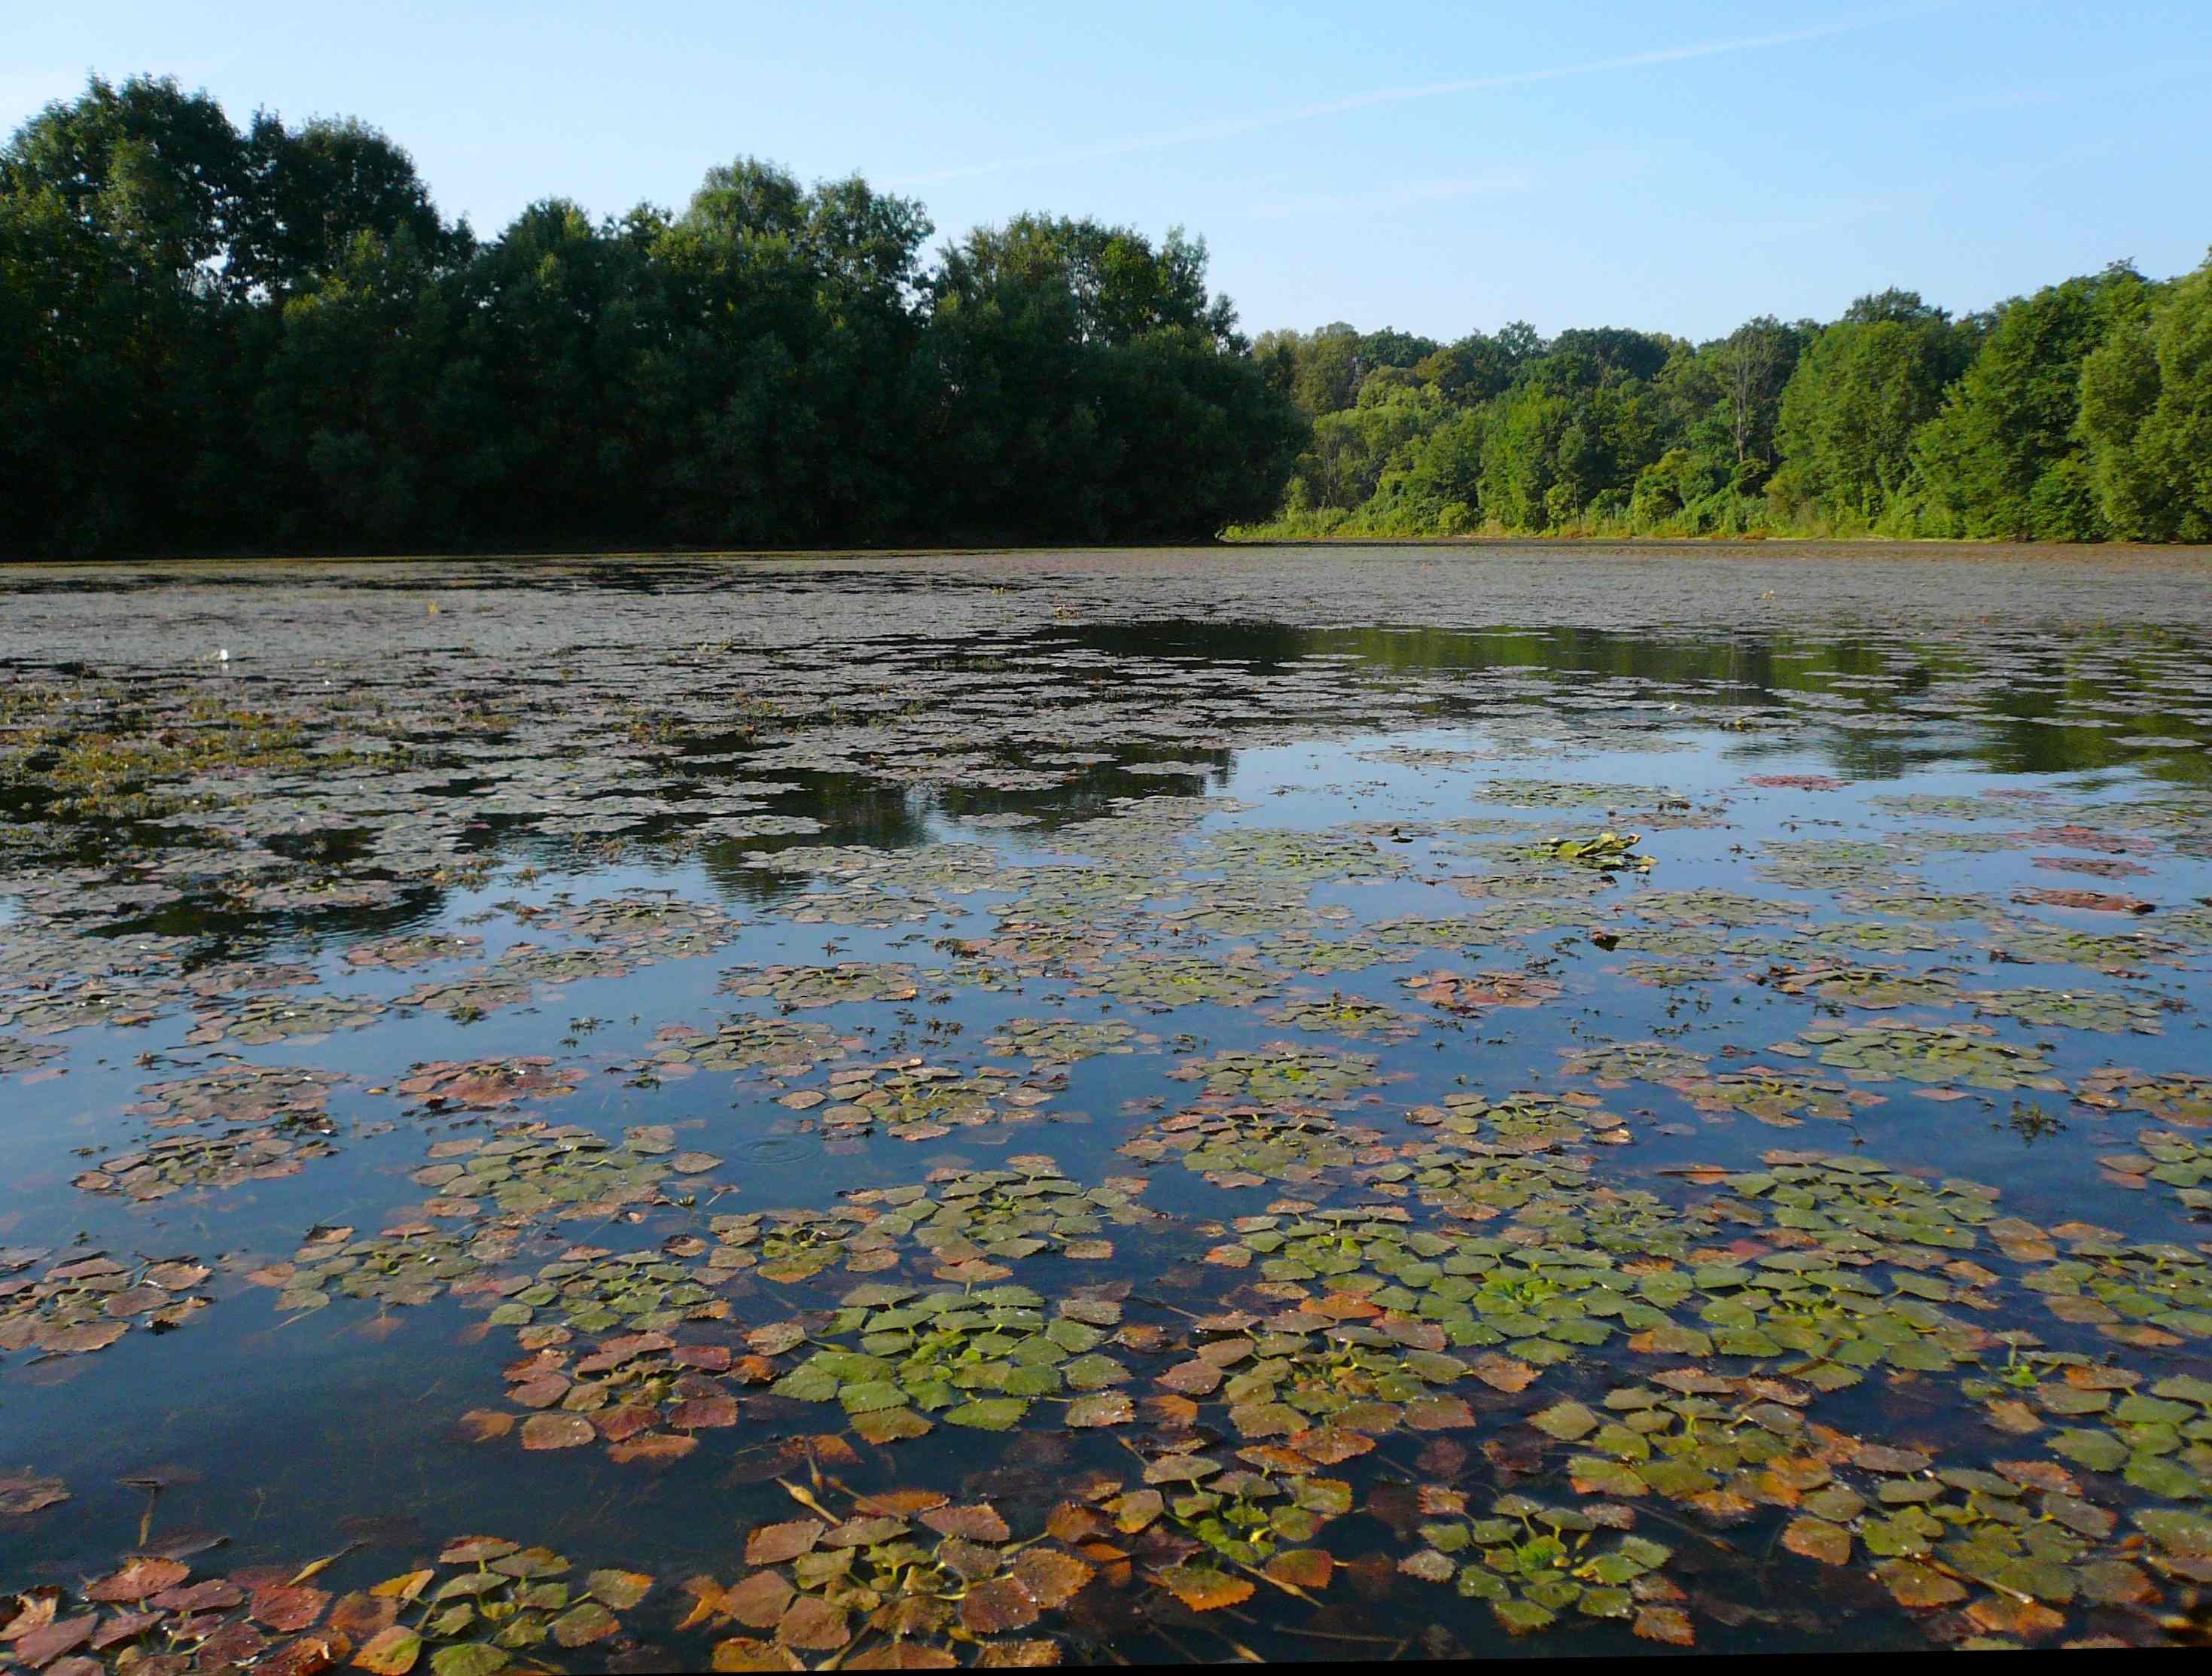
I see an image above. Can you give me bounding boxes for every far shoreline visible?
[5,535,2212,572]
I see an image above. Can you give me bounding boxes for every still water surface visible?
[2,547,2210,1664]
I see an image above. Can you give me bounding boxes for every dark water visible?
[2,550,2210,1665]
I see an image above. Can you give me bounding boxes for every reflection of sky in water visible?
[2,611,2210,1658]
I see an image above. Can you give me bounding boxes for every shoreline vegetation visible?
[4,75,2209,562]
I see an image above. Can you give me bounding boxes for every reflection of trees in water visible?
[698,771,929,905]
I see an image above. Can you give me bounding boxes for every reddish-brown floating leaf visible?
[327,1592,398,1639]
[1632,1606,1695,1646]
[2,1593,62,1644]
[87,1558,190,1601]
[454,1409,513,1443]
[711,1636,806,1671]
[1851,1444,1930,1474]
[959,1576,1043,1635]
[1046,1504,1107,1544]
[854,1647,959,1669]
[851,1408,933,1445]
[860,1489,951,1516]
[1468,1355,1539,1393]
[519,1413,596,1452]
[89,1610,163,1650]
[1994,1460,2079,1495]
[1241,1444,1317,1476]
[2102,1322,2185,1348]
[776,1594,851,1651]
[593,1406,655,1444]
[40,1321,129,1355]
[1010,1550,1093,1610]
[508,1376,570,1410]
[437,1538,517,1566]
[669,1396,739,1430]
[1264,1550,1333,1590]
[1417,1486,1467,1516]
[720,1571,796,1629]
[195,1620,270,1667]
[826,1516,911,1549]
[611,1430,698,1464]
[2011,887,2153,914]
[1156,1361,1223,1397]
[0,1473,69,1516]
[1982,1399,2041,1435]
[1154,1565,1253,1612]
[352,1624,423,1674]
[1780,1517,1851,1565]
[1965,1595,2067,1641]
[1287,1427,1375,1466]
[1876,1560,1967,1608]
[922,1504,1010,1543]
[804,1436,861,1467]
[15,1611,98,1667]
[747,1323,806,1356]
[1403,1396,1475,1431]
[250,1584,331,1632]
[745,1519,825,1566]
[973,1642,1062,1668]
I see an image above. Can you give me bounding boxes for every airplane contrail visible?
[891,7,1951,187]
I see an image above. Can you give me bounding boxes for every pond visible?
[2,544,2210,1665]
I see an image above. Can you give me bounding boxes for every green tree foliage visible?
[1768,291,1979,527]
[2079,251,2212,541]
[0,76,1299,557]
[1232,253,2212,545]
[1902,264,2152,540]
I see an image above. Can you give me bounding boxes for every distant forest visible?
[1235,253,2212,544]
[3,75,2207,559]
[0,75,1300,557]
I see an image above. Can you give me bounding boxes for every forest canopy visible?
[3,74,2207,558]
[0,75,1301,556]
[1240,257,2212,544]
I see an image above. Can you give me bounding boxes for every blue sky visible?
[8,2,2209,343]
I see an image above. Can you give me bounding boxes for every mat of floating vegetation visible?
[0,1251,210,1362]
[73,1125,338,1199]
[796,1060,1059,1143]
[1120,1104,1391,1189]
[1165,1042,1387,1105]
[843,1156,1161,1274]
[392,1056,586,1110]
[1402,969,1565,1014]
[2076,1068,2212,1127]
[766,1281,1144,1443]
[686,1480,1097,1666]
[1769,1022,2066,1093]
[0,1534,656,1675]
[624,1015,863,1080]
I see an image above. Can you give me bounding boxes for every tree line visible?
[1238,251,2212,543]
[0,75,1303,558]
[5,75,2206,558]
